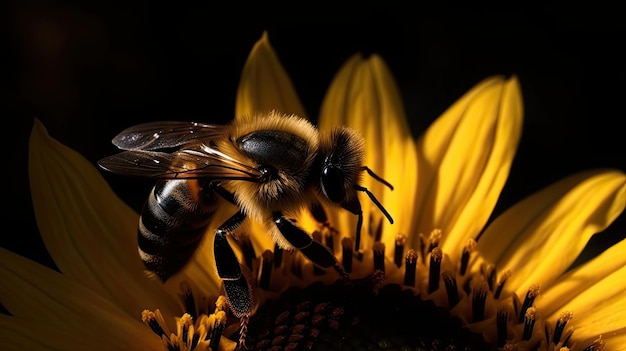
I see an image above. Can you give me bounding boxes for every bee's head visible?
[317,126,393,224]
[317,127,365,209]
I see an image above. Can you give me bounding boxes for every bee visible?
[98,111,394,318]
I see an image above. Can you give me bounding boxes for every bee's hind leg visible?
[273,211,349,279]
[213,210,253,341]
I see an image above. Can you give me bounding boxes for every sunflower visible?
[2,32,625,351]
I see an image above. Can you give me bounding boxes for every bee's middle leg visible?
[213,210,253,318]
[273,211,348,279]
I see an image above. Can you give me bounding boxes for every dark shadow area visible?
[4,2,624,273]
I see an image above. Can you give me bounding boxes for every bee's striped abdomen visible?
[138,179,217,281]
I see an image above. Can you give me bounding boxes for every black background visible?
[3,2,625,270]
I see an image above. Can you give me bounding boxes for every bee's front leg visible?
[273,211,349,279]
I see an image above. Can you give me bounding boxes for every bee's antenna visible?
[353,184,394,225]
[362,166,394,190]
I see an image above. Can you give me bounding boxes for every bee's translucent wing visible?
[98,143,263,180]
[111,121,228,151]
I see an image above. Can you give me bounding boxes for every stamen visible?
[553,311,573,344]
[442,271,459,308]
[341,237,353,273]
[259,250,274,289]
[273,243,283,268]
[497,309,508,347]
[373,241,385,272]
[240,236,256,269]
[355,213,364,259]
[141,309,167,337]
[494,269,512,299]
[140,290,238,351]
[323,227,335,253]
[471,280,488,322]
[290,253,304,279]
[394,234,406,267]
[428,229,442,253]
[404,249,417,287]
[481,263,496,291]
[582,336,605,351]
[522,307,539,341]
[418,233,426,264]
[312,231,325,275]
[191,316,206,348]
[518,284,541,323]
[369,214,384,242]
[208,310,227,351]
[428,247,442,294]
[460,238,476,275]
[179,281,197,319]
[214,295,228,312]
[178,313,193,346]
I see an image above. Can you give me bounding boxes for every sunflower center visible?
[230,225,604,351]
[244,276,496,351]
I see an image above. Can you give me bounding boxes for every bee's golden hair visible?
[217,111,320,249]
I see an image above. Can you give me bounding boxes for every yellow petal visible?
[28,119,180,318]
[318,54,418,250]
[318,54,361,127]
[0,248,162,350]
[235,31,306,119]
[475,169,625,298]
[564,264,626,345]
[412,76,523,261]
[540,238,626,349]
[541,238,626,318]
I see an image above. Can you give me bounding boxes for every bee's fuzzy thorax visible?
[222,111,320,220]
[231,110,320,152]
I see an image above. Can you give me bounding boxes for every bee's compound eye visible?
[321,166,346,203]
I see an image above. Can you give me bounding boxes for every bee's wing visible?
[111,121,228,151]
[98,143,263,180]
